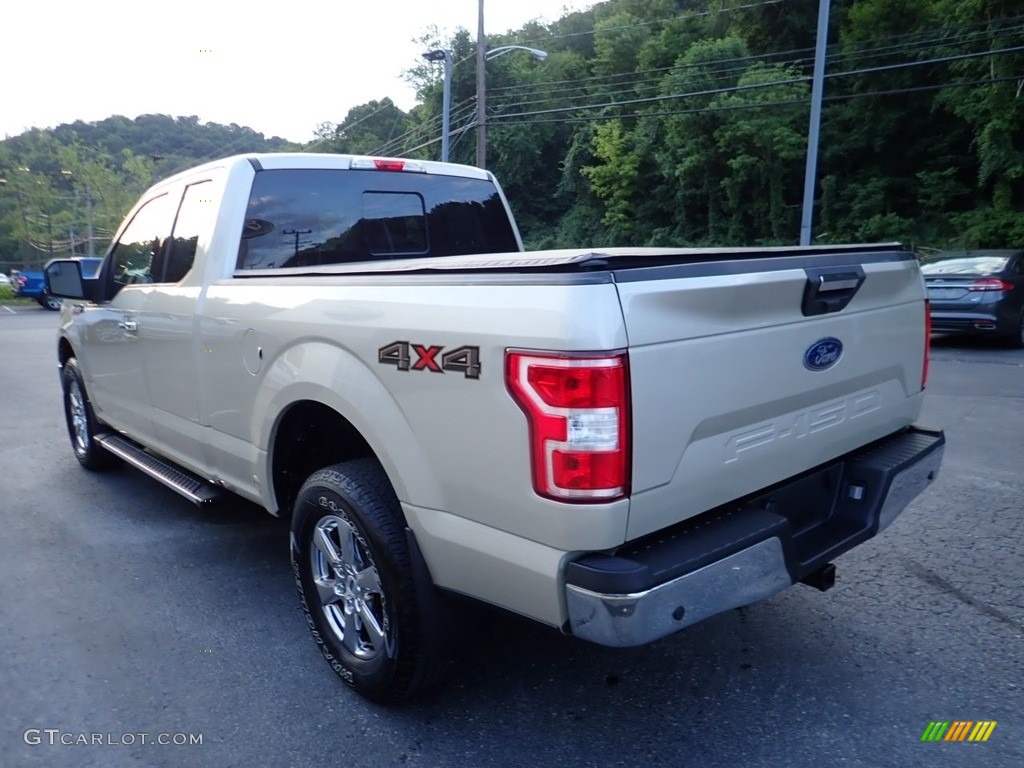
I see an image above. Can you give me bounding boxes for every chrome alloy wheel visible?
[67,379,90,454]
[310,515,390,660]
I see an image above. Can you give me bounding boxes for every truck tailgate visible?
[618,249,928,540]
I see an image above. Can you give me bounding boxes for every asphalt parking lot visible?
[1,306,1021,768]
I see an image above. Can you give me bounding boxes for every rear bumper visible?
[929,306,1017,335]
[565,426,944,647]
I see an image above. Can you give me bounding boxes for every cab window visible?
[165,181,213,283]
[110,194,175,285]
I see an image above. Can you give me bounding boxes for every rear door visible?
[137,178,217,469]
[618,249,928,539]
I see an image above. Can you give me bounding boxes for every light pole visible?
[475,44,548,169]
[421,49,452,163]
[799,0,832,245]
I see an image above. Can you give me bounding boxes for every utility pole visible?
[799,0,831,246]
[475,0,487,169]
[282,228,312,256]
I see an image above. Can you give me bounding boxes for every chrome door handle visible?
[118,320,139,333]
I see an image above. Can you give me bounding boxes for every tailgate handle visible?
[801,266,865,316]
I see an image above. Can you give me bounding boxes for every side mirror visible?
[45,260,85,299]
[45,259,105,303]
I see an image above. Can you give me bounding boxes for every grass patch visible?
[0,284,34,305]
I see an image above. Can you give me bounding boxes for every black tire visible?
[61,358,120,470]
[1005,310,1024,349]
[40,293,62,311]
[291,458,448,702]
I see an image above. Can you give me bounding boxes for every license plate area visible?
[927,287,966,300]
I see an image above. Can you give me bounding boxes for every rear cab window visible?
[235,169,519,271]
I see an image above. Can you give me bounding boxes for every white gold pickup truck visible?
[46,153,944,701]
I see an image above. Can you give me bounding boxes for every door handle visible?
[118,320,139,333]
[801,266,866,316]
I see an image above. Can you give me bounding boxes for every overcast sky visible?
[3,0,594,143]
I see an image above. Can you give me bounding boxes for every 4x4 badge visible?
[378,341,481,379]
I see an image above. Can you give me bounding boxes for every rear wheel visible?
[1006,310,1024,349]
[61,358,120,470]
[291,459,448,702]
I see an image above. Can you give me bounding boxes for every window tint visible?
[111,194,175,285]
[362,192,427,255]
[236,169,518,270]
[165,181,212,283]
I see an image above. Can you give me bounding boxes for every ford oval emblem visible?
[804,338,843,371]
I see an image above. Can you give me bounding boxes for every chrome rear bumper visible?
[565,426,944,647]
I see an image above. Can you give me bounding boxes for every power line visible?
[485,19,1024,112]
[488,74,1024,128]
[485,44,1024,123]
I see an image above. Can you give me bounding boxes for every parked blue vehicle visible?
[13,258,102,310]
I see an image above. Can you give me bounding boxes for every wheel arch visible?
[257,343,444,518]
[269,400,375,519]
[58,336,74,368]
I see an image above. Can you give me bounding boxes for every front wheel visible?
[61,358,120,470]
[291,459,447,702]
[40,293,62,311]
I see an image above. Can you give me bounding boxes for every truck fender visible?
[253,340,444,512]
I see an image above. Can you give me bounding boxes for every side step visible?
[95,433,223,505]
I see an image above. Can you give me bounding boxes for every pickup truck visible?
[13,258,102,309]
[45,153,944,701]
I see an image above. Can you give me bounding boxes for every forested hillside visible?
[0,116,295,269]
[2,0,1022,268]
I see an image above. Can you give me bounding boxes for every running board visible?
[96,434,223,505]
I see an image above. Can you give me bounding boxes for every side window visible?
[361,192,427,255]
[165,181,213,283]
[111,194,175,285]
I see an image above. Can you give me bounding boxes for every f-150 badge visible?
[378,341,481,379]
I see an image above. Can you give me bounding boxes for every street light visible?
[485,45,548,62]
[421,49,452,163]
[475,43,548,169]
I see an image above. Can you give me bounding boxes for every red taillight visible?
[506,351,630,502]
[967,278,1012,291]
[922,300,931,390]
[373,159,405,171]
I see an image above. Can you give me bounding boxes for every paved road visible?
[1,309,1021,768]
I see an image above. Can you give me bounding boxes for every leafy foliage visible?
[0,116,295,269]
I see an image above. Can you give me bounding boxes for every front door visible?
[76,193,177,442]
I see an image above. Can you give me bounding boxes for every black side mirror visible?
[45,260,85,299]
[45,259,104,303]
